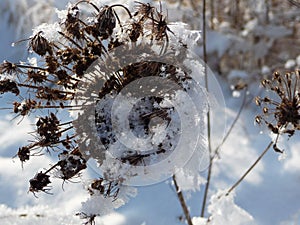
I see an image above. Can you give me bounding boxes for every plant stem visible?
[210,0,215,29]
[213,88,247,159]
[173,175,193,225]
[226,141,273,195]
[200,157,212,217]
[200,0,213,218]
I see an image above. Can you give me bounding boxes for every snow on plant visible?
[0,0,214,223]
[206,190,255,225]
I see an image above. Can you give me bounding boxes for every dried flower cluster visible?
[0,1,199,223]
[255,70,300,152]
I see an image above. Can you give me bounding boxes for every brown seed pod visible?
[29,171,52,196]
[29,31,53,56]
[0,79,20,95]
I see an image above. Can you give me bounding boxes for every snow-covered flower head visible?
[0,0,223,223]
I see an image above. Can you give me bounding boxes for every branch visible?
[173,175,193,225]
[226,141,273,195]
[213,88,247,159]
[200,0,212,217]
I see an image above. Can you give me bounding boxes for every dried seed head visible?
[27,70,47,84]
[134,1,154,19]
[0,79,19,95]
[96,6,116,39]
[17,146,30,163]
[64,6,83,40]
[36,113,60,144]
[255,70,300,152]
[30,32,53,56]
[29,171,52,194]
[88,178,119,199]
[0,61,21,75]
[12,99,37,116]
[57,148,87,181]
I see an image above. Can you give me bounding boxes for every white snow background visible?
[0,0,300,225]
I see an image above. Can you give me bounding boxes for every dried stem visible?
[213,88,247,159]
[210,0,215,29]
[226,141,273,195]
[173,175,193,225]
[200,0,212,218]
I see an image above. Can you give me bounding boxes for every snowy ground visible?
[0,1,300,225]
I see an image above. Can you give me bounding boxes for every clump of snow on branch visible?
[207,190,256,225]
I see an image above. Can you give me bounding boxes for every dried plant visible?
[0,1,199,223]
[255,70,300,152]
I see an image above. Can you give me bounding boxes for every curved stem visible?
[226,141,273,195]
[75,0,100,12]
[110,4,133,18]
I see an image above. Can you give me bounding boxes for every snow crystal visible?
[169,22,202,46]
[55,8,68,22]
[278,151,287,161]
[32,22,62,42]
[174,168,206,192]
[81,195,114,216]
[192,217,207,225]
[112,186,137,209]
[28,57,37,67]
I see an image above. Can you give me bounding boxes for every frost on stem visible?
[255,70,300,153]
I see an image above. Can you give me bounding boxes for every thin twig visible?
[213,88,247,159]
[226,141,273,195]
[173,175,193,225]
[200,0,212,218]
[210,0,215,29]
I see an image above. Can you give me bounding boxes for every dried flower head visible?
[56,148,87,181]
[255,70,300,152]
[88,178,119,199]
[29,171,52,196]
[0,61,21,75]
[29,31,53,56]
[16,146,30,164]
[0,79,20,95]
